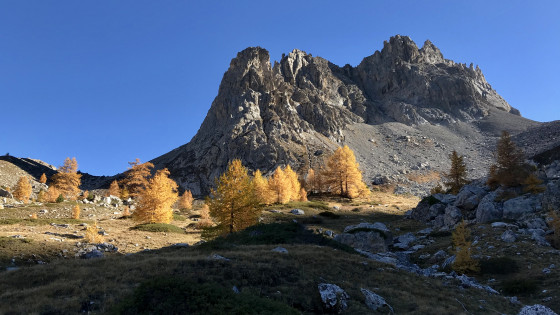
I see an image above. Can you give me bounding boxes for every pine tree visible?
[452,220,480,274]
[72,205,80,219]
[178,190,194,210]
[135,168,178,224]
[207,159,261,235]
[107,180,121,197]
[122,158,154,198]
[444,151,468,194]
[284,165,301,201]
[253,169,274,205]
[487,131,530,188]
[268,167,291,204]
[52,157,82,200]
[39,173,47,184]
[323,145,369,198]
[13,176,32,203]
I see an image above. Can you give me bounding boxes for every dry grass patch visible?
[407,170,441,184]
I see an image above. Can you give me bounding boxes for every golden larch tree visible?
[178,190,194,210]
[253,169,274,205]
[487,131,530,188]
[523,174,545,194]
[122,158,154,198]
[452,220,480,274]
[197,204,213,228]
[134,168,178,224]
[72,205,80,219]
[45,186,61,203]
[444,150,468,194]
[37,190,46,203]
[299,187,308,202]
[52,157,82,200]
[13,176,32,203]
[284,165,301,201]
[323,145,369,198]
[304,168,317,194]
[39,173,47,184]
[268,166,291,204]
[207,159,261,235]
[107,180,121,197]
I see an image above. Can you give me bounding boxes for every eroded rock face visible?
[150,36,524,195]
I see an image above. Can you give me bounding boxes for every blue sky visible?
[1,1,559,175]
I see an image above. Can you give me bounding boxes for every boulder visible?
[82,250,104,259]
[443,205,462,228]
[454,185,488,211]
[360,288,393,312]
[393,232,417,249]
[318,283,349,313]
[476,192,503,223]
[343,222,389,234]
[271,247,288,254]
[501,230,517,243]
[543,180,560,212]
[290,209,304,215]
[429,203,447,220]
[433,193,457,204]
[503,195,542,220]
[518,304,558,315]
[334,230,390,253]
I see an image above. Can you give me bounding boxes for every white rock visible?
[290,209,304,215]
[518,304,558,315]
[361,288,393,312]
[318,283,349,312]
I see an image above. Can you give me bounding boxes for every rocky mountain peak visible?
[419,39,444,64]
[381,35,421,62]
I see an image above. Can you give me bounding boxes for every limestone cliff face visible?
[152,35,524,195]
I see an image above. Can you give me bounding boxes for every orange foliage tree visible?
[178,190,194,210]
[39,173,47,184]
[253,169,274,205]
[268,167,291,204]
[122,158,154,198]
[107,180,121,197]
[72,205,80,219]
[299,187,308,202]
[323,145,369,198]
[52,157,82,200]
[13,176,32,203]
[207,159,260,236]
[134,168,178,224]
[45,186,61,203]
[284,165,301,201]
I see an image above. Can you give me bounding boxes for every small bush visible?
[501,279,537,295]
[113,278,298,314]
[72,205,80,219]
[480,256,518,275]
[318,211,340,219]
[430,184,445,195]
[56,194,64,203]
[86,193,95,202]
[131,223,185,234]
[30,213,38,220]
[85,223,104,244]
[172,213,187,221]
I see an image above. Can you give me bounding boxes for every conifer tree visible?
[13,176,32,203]
[178,190,194,210]
[323,145,369,198]
[135,168,178,224]
[52,157,82,200]
[284,165,301,201]
[268,167,291,204]
[72,205,80,219]
[523,174,546,194]
[197,204,213,228]
[299,187,308,202]
[253,169,274,205]
[37,190,46,203]
[107,180,121,197]
[305,168,317,194]
[39,173,47,184]
[452,220,480,274]
[122,158,154,198]
[487,131,530,188]
[45,186,61,203]
[444,151,468,194]
[207,159,260,235]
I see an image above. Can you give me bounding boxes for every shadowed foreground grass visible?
[0,222,521,314]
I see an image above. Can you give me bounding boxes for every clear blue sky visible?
[1,1,559,176]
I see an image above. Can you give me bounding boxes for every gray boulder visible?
[454,185,488,211]
[393,232,417,249]
[290,209,304,215]
[443,205,462,228]
[82,250,104,259]
[503,195,542,220]
[543,180,560,212]
[501,230,517,243]
[433,193,457,204]
[318,283,349,313]
[429,203,447,220]
[518,304,558,315]
[343,222,389,233]
[360,288,394,312]
[476,192,503,223]
[335,230,390,253]
[271,246,288,254]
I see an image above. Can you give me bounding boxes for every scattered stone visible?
[518,304,558,315]
[508,296,521,304]
[318,283,349,313]
[208,254,230,261]
[271,247,288,254]
[38,209,48,214]
[82,250,104,259]
[542,268,551,274]
[417,227,433,235]
[290,209,304,215]
[332,206,340,211]
[442,255,456,269]
[360,288,394,312]
[172,243,189,248]
[393,232,417,249]
[232,286,240,294]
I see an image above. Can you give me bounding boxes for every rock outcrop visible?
[149,35,533,195]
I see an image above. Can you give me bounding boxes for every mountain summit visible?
[152,35,533,195]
